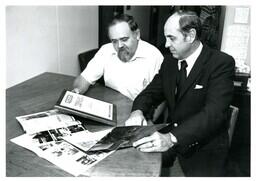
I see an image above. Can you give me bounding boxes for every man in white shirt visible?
[73,14,163,101]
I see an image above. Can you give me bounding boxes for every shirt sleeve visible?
[81,46,106,84]
[148,50,164,82]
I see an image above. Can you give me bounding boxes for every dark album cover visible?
[87,124,168,152]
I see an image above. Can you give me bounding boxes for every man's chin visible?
[171,53,179,59]
[118,53,131,62]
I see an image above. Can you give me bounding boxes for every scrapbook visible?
[54,90,117,126]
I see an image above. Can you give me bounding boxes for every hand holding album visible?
[87,124,168,152]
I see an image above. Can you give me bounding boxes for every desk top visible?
[6,72,161,177]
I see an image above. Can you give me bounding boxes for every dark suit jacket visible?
[132,45,235,176]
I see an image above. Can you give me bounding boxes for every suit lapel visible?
[177,46,210,101]
[166,56,179,96]
[169,58,179,112]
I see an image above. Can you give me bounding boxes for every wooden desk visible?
[6,72,161,177]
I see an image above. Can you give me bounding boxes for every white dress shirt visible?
[81,40,163,100]
[178,42,203,76]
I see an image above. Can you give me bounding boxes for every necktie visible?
[176,60,188,98]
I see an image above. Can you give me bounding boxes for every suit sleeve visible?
[131,60,167,117]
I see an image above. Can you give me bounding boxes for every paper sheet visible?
[16,109,81,134]
[11,128,115,176]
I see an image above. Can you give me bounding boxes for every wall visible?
[124,6,151,42]
[6,6,98,88]
[221,6,250,70]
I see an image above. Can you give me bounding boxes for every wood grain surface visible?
[6,72,161,177]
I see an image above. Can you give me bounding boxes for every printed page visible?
[11,131,115,176]
[16,109,80,134]
[10,123,88,156]
[38,141,115,176]
[10,134,60,157]
[60,91,113,120]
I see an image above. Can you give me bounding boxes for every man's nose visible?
[118,40,124,48]
[165,39,170,48]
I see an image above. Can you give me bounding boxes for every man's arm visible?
[171,54,235,152]
[125,61,167,126]
[72,75,91,94]
[152,101,167,122]
[73,45,106,94]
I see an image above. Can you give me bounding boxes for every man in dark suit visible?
[125,10,235,176]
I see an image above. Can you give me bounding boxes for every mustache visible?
[118,46,129,53]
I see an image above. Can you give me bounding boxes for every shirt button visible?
[173,123,178,127]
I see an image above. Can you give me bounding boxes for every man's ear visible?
[135,29,140,40]
[186,28,196,43]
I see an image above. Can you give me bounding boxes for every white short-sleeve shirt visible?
[81,40,163,100]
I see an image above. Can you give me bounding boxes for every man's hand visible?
[132,132,174,152]
[72,75,90,95]
[125,110,147,126]
[71,88,81,94]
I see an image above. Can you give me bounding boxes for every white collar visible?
[178,42,203,75]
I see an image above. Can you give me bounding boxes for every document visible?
[234,7,250,24]
[12,110,116,176]
[39,141,115,176]
[55,90,117,126]
[16,109,80,134]
[11,135,114,176]
[13,110,90,156]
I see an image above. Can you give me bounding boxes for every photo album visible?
[54,90,117,126]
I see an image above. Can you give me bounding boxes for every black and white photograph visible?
[76,155,97,165]
[3,0,253,178]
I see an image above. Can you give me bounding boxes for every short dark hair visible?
[108,14,139,32]
[176,10,202,39]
